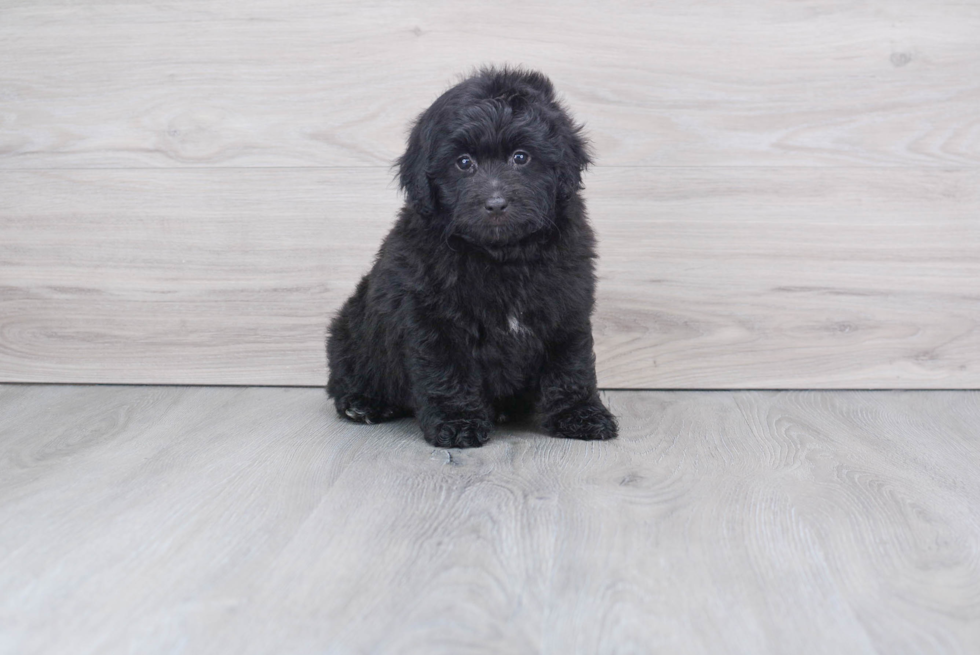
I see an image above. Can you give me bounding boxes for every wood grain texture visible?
[592,167,980,388]
[2,167,978,387]
[2,0,979,387]
[1,384,978,653]
[1,0,978,168]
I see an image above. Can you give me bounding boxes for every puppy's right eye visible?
[456,155,475,171]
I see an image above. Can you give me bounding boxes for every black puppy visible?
[327,67,617,448]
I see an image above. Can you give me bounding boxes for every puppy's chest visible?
[469,294,552,366]
[455,268,551,341]
[471,302,544,383]
[482,304,535,343]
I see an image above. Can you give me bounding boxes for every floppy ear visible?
[397,114,436,216]
[556,120,593,200]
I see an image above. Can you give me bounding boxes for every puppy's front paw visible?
[424,416,493,449]
[544,397,618,441]
[336,394,405,424]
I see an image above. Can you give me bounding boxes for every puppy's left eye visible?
[512,150,530,166]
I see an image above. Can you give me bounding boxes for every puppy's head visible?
[397,67,591,246]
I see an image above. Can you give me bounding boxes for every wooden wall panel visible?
[1,0,978,169]
[592,168,980,388]
[2,167,976,387]
[1,0,978,387]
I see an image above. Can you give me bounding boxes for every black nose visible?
[484,195,508,213]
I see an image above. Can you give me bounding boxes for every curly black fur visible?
[326,67,618,448]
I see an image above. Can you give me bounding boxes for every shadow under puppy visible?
[327,67,617,448]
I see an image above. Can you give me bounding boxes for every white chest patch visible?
[507,314,528,335]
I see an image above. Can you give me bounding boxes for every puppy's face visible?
[398,68,591,247]
[431,116,557,246]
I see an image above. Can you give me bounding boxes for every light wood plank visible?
[592,167,980,388]
[2,167,978,387]
[1,0,978,168]
[1,385,978,653]
[0,168,395,386]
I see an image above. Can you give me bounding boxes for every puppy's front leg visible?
[406,329,492,449]
[538,327,618,441]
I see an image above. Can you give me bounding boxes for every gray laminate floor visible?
[1,385,978,654]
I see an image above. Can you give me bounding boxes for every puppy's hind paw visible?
[544,397,618,441]
[336,394,406,424]
[424,416,493,449]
